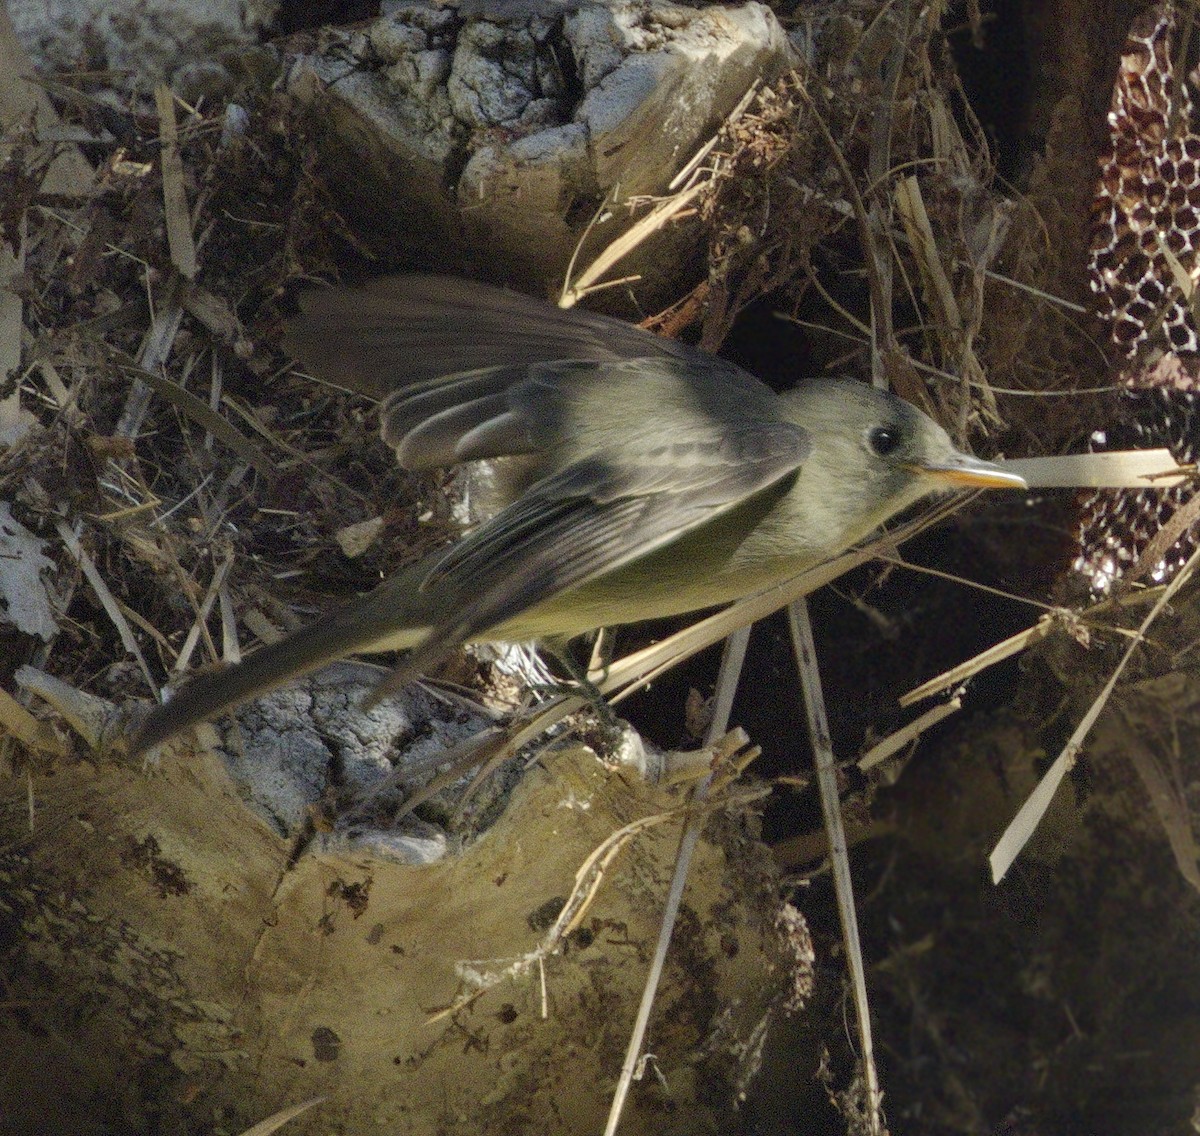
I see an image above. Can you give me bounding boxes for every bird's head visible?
[781,379,1025,550]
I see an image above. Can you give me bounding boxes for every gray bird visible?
[129,275,1024,756]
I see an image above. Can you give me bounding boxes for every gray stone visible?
[286,0,798,285]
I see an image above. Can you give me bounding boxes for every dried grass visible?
[0,71,447,743]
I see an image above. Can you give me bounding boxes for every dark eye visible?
[868,425,902,456]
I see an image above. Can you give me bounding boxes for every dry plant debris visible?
[1,80,458,738]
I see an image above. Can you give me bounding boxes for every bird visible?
[128,274,1025,757]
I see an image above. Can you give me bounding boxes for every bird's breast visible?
[487,478,822,639]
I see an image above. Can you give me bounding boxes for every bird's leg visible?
[532,634,622,734]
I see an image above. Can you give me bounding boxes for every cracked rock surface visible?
[287,1,796,284]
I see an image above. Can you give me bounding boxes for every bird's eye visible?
[868,425,902,456]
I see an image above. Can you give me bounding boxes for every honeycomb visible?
[1078,0,1200,591]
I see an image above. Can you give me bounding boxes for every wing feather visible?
[282,275,700,398]
[388,420,810,681]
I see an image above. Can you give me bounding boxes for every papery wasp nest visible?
[1080,1,1200,591]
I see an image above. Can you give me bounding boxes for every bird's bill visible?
[908,457,1028,491]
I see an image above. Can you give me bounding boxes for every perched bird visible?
[129,275,1024,756]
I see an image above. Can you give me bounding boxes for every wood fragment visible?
[15,665,119,751]
[236,1097,327,1136]
[55,518,156,696]
[901,616,1055,707]
[788,598,883,1136]
[154,84,197,280]
[0,684,66,756]
[858,694,963,772]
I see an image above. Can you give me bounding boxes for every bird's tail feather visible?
[128,565,431,758]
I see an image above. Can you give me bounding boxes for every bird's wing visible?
[281,274,716,399]
[284,274,777,469]
[377,365,547,467]
[380,353,778,470]
[385,404,811,684]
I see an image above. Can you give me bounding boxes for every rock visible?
[286,0,798,287]
[6,0,277,104]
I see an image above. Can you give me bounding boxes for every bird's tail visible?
[128,563,431,758]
